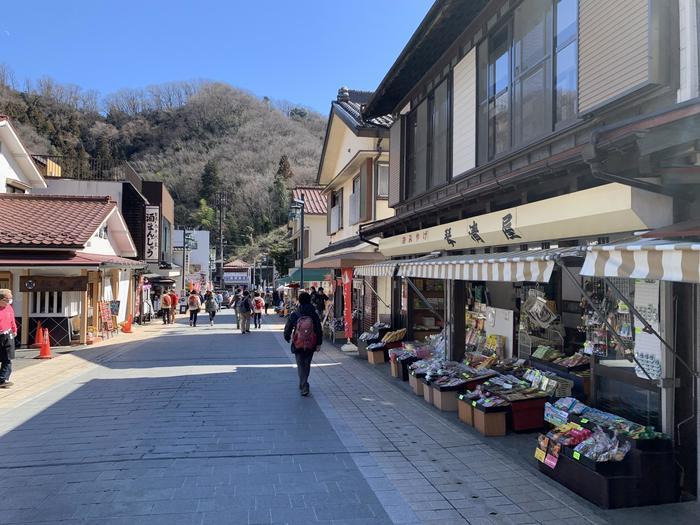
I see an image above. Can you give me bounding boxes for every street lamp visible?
[290,195,305,288]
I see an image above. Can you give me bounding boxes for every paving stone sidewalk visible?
[0,311,697,525]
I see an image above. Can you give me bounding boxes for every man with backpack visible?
[284,292,322,397]
[238,290,253,334]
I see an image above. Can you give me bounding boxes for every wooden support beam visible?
[20,269,29,348]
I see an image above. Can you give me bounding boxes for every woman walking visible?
[204,291,218,326]
[252,292,265,329]
[188,290,201,327]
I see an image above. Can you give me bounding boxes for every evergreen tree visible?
[199,159,221,204]
[191,198,216,229]
[276,155,294,179]
[269,155,292,226]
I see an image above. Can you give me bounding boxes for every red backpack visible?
[254,297,264,310]
[292,316,317,351]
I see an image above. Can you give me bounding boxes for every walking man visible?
[0,289,17,388]
[284,292,322,397]
[232,288,242,330]
[238,290,253,333]
[313,287,329,317]
[160,291,172,324]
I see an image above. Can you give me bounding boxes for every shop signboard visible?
[378,184,672,256]
[224,271,249,284]
[145,206,160,262]
[342,268,353,339]
[20,276,88,292]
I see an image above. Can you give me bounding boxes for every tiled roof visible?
[223,258,250,269]
[292,186,327,215]
[0,194,116,249]
[334,99,394,130]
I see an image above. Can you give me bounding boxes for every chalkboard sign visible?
[109,300,120,316]
[99,302,114,332]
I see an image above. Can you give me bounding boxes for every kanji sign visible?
[502,213,521,240]
[145,206,160,262]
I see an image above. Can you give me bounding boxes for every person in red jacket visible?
[0,289,17,388]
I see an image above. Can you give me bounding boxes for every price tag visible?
[458,395,464,400]
[580,418,589,424]
[573,451,581,460]
[534,448,546,462]
[472,401,477,407]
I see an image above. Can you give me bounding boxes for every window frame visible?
[402,76,452,201]
[376,162,389,198]
[476,0,579,164]
[0,271,12,291]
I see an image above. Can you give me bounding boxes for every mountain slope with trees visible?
[0,66,326,272]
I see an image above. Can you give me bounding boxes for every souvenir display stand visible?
[533,397,677,508]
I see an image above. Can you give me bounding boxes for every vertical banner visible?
[342,268,353,339]
[144,206,160,262]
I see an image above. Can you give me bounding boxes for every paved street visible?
[0,310,698,525]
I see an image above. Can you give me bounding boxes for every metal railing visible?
[32,155,143,191]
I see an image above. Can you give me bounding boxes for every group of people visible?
[154,288,222,328]
[157,288,180,325]
[228,288,269,333]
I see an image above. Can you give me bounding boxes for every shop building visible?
[304,87,395,340]
[222,259,252,290]
[0,194,140,347]
[355,0,700,505]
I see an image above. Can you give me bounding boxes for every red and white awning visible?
[581,239,700,283]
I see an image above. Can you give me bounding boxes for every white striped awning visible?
[397,249,571,282]
[354,261,399,277]
[581,239,700,283]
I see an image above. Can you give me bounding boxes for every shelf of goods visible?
[537,397,676,509]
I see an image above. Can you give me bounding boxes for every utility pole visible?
[181,228,186,293]
[299,193,305,288]
[216,191,228,289]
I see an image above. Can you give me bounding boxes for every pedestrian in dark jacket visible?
[284,292,322,396]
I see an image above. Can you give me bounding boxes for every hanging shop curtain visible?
[580,238,700,283]
[396,248,576,283]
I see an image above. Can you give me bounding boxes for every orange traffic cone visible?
[37,328,53,359]
[31,320,44,348]
[121,315,133,334]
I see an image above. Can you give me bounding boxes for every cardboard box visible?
[367,349,386,365]
[422,381,433,404]
[473,408,507,437]
[409,374,424,396]
[390,359,400,378]
[432,387,458,411]
[458,398,474,426]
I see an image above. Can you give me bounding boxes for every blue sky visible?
[1,0,433,114]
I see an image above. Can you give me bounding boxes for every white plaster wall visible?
[0,145,30,191]
[32,179,124,208]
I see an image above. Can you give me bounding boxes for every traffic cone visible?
[37,328,53,359]
[31,320,44,348]
[121,315,133,334]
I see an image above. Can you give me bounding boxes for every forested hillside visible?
[0,66,326,271]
